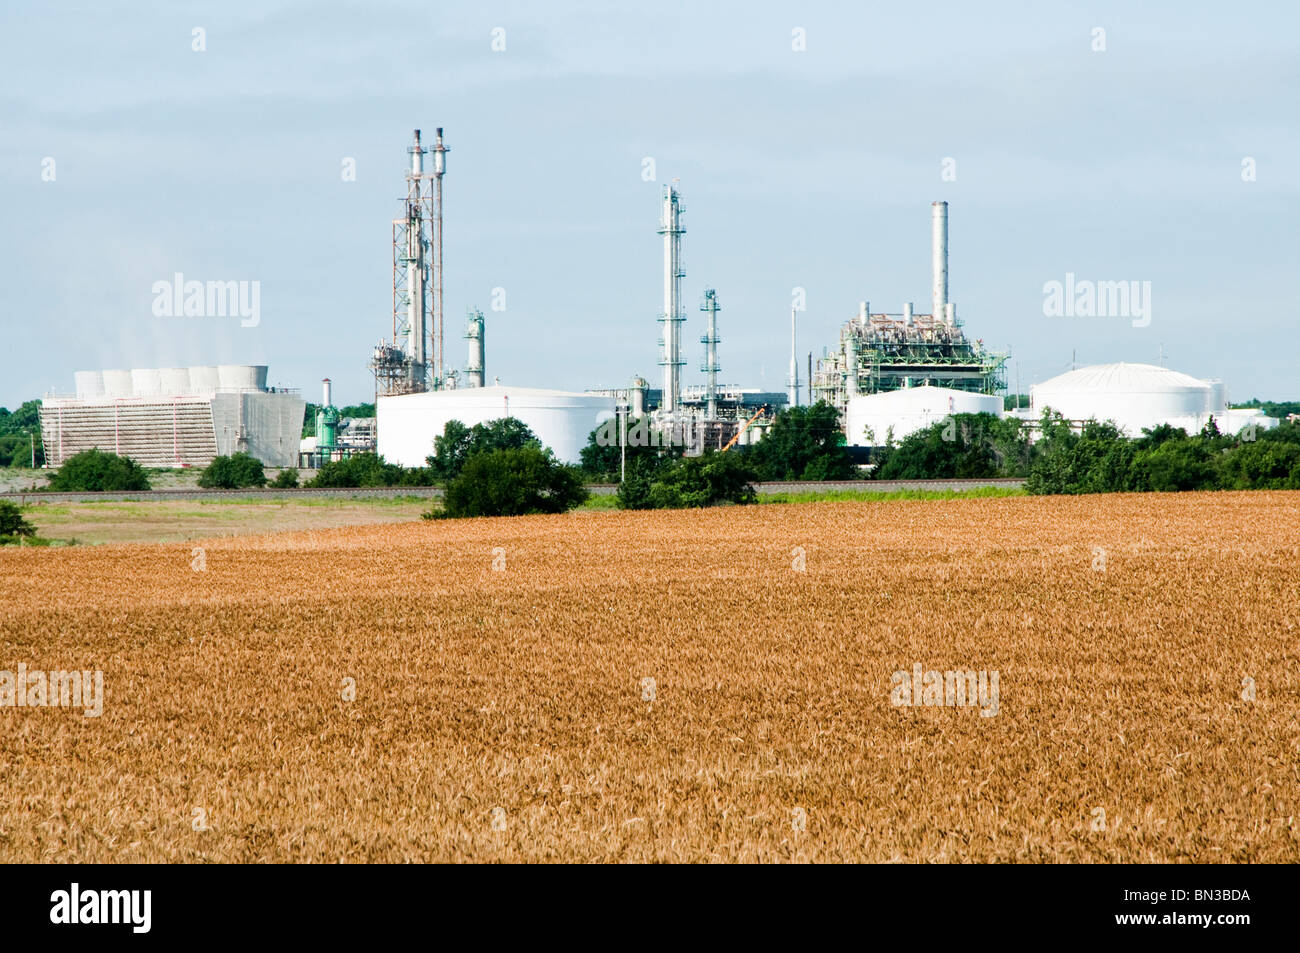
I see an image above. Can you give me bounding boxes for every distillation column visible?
[657,185,686,414]
[700,289,721,419]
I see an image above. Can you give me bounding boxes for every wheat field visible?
[1,492,1297,862]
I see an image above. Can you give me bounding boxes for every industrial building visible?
[40,365,304,468]
[812,202,1007,427]
[378,385,613,466]
[1024,363,1278,437]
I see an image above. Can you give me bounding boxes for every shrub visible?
[198,452,266,489]
[441,446,588,517]
[872,413,1030,481]
[626,451,758,509]
[307,453,435,488]
[270,468,300,489]
[0,500,36,543]
[47,449,150,491]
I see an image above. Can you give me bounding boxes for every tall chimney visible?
[322,378,332,407]
[931,200,948,324]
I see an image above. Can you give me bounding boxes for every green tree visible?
[441,446,587,517]
[0,400,44,467]
[0,501,36,542]
[47,449,150,491]
[746,401,854,480]
[198,452,267,489]
[428,417,541,480]
[579,415,679,482]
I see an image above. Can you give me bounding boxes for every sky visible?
[2,0,1297,409]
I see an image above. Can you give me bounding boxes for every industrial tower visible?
[810,201,1007,415]
[700,289,721,420]
[371,128,449,397]
[657,183,686,415]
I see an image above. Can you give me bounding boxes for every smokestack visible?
[931,200,948,324]
[858,301,867,321]
[903,302,913,326]
[788,308,799,408]
[411,129,424,175]
[322,378,332,407]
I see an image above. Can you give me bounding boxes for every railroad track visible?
[2,478,1023,505]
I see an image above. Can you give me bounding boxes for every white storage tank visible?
[102,369,133,397]
[1206,380,1227,415]
[846,385,1003,446]
[189,365,220,391]
[1031,363,1212,435]
[378,384,615,465]
[159,367,192,394]
[74,370,105,399]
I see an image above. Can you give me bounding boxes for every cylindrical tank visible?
[102,369,133,397]
[317,404,339,451]
[189,365,220,391]
[1206,380,1227,414]
[74,370,105,398]
[160,367,191,394]
[1030,363,1211,435]
[131,367,162,396]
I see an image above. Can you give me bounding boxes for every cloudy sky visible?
[2,0,1296,409]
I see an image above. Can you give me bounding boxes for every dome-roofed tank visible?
[1031,363,1212,434]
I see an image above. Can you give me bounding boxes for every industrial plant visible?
[35,129,1276,472]
[39,365,303,468]
[813,201,1007,444]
